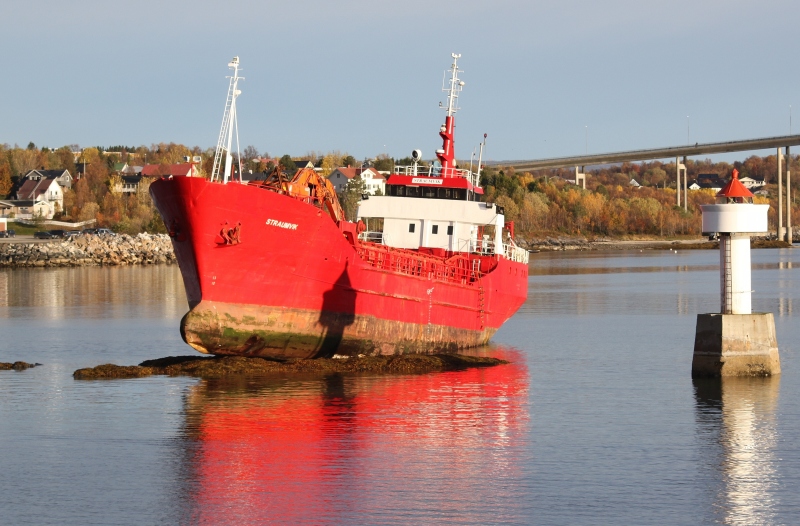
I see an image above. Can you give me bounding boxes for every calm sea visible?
[1,249,799,525]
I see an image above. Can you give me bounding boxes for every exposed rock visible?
[73,354,508,379]
[523,236,590,251]
[0,233,176,268]
[0,361,40,370]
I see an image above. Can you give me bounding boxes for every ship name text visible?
[266,219,299,230]
[411,177,444,185]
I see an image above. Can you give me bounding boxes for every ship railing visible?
[392,164,474,180]
[457,238,529,264]
[355,242,481,284]
[504,243,530,264]
[358,231,384,244]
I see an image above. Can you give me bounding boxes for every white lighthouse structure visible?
[693,169,780,377]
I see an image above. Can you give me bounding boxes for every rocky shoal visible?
[73,354,508,379]
[0,233,176,268]
[0,361,39,370]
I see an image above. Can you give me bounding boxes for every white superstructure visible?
[357,195,528,264]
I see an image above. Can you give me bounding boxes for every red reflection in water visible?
[184,349,529,524]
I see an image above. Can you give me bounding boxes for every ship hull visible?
[151,176,527,359]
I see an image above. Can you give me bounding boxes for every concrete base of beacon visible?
[692,313,781,377]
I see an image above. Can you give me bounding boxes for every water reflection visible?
[0,266,186,319]
[694,377,781,525]
[180,349,529,524]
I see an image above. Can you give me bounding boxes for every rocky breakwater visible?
[0,233,176,268]
[524,236,591,251]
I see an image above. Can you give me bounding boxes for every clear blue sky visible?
[1,0,797,164]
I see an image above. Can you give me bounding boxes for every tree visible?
[79,147,100,165]
[242,145,259,163]
[372,154,393,172]
[0,149,11,197]
[279,155,296,173]
[339,175,365,221]
[644,167,667,188]
[495,195,519,222]
[320,151,344,177]
[10,148,39,176]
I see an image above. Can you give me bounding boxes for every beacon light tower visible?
[692,169,780,377]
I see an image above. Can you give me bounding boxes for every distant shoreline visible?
[526,237,793,252]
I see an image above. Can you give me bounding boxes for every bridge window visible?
[447,225,453,236]
[408,223,415,233]
[432,225,439,234]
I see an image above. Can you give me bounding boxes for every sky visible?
[1,0,798,164]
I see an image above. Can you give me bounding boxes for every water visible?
[1,251,799,525]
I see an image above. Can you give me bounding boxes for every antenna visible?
[442,53,464,117]
[211,56,245,183]
[475,133,487,199]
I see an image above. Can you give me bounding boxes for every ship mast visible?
[436,53,464,177]
[211,56,244,184]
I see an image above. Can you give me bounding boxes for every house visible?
[293,159,316,170]
[14,172,65,218]
[692,173,727,192]
[121,165,143,175]
[112,162,128,174]
[0,199,51,219]
[113,175,143,194]
[629,178,641,187]
[140,163,199,178]
[739,176,766,189]
[21,169,72,190]
[328,167,385,195]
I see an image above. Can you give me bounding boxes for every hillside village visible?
[0,142,796,240]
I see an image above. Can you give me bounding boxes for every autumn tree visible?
[0,151,12,197]
[10,148,39,176]
[320,151,345,177]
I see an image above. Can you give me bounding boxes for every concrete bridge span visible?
[504,134,800,171]
[503,134,800,241]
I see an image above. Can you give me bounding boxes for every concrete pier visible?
[692,313,781,377]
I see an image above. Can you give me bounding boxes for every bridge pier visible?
[786,146,792,243]
[778,147,784,240]
[676,157,687,211]
[575,166,586,189]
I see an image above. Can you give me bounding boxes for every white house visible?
[21,169,72,190]
[14,173,64,218]
[328,167,386,195]
[739,176,766,189]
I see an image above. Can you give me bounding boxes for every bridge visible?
[503,133,800,242]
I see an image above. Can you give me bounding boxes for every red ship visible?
[150,54,528,359]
